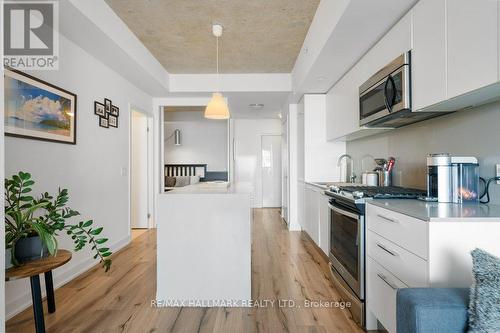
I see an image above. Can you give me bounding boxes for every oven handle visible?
[328,203,360,220]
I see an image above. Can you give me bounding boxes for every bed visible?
[164,164,228,191]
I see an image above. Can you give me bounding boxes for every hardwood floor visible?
[7,208,364,333]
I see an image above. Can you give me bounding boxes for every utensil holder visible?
[378,170,392,187]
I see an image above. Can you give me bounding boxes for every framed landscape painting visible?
[4,69,77,144]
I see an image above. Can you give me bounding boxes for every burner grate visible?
[339,186,426,199]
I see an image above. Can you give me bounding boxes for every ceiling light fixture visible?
[248,103,264,110]
[205,24,230,120]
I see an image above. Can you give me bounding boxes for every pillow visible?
[174,176,191,187]
[190,175,200,185]
[468,248,500,333]
[165,176,176,187]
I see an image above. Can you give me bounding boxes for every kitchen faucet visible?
[337,154,356,183]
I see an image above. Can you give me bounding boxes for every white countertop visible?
[368,199,500,222]
[305,181,338,190]
[166,182,252,195]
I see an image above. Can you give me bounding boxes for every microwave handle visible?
[384,75,396,113]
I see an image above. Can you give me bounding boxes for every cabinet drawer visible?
[367,257,407,333]
[367,231,428,287]
[366,204,428,259]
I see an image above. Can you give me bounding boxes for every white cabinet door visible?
[326,72,357,141]
[304,185,320,245]
[412,0,446,111]
[366,257,408,333]
[446,0,498,99]
[304,185,312,234]
[319,193,330,256]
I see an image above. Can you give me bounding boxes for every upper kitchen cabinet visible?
[446,0,498,99]
[326,13,412,141]
[412,0,500,111]
[326,69,359,141]
[412,0,446,111]
[303,94,345,180]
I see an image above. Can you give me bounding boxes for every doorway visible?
[261,135,282,208]
[130,109,153,235]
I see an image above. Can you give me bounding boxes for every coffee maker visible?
[426,153,479,203]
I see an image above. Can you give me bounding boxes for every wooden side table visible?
[6,250,72,333]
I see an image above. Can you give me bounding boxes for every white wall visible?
[4,31,152,319]
[164,112,228,171]
[1,2,5,325]
[233,119,282,208]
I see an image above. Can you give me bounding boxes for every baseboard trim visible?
[6,235,131,320]
[301,230,329,263]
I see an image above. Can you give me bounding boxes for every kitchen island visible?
[156,183,252,306]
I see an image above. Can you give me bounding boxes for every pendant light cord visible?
[216,35,220,92]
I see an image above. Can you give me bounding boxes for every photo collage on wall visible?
[94,98,119,129]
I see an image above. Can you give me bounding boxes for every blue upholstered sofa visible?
[397,288,470,333]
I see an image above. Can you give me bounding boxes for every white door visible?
[261,135,282,207]
[131,110,149,228]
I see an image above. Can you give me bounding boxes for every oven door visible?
[329,202,365,299]
[359,64,410,127]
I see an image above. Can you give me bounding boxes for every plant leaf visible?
[89,227,103,235]
[95,238,108,244]
[82,220,93,228]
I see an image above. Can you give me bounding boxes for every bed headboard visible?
[165,164,207,179]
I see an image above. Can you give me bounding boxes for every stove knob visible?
[352,191,364,198]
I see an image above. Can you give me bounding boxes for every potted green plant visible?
[5,171,112,271]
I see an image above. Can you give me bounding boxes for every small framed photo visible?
[110,105,119,116]
[104,98,112,112]
[99,116,109,128]
[108,115,118,128]
[94,101,106,117]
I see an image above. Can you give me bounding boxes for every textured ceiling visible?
[105,0,320,73]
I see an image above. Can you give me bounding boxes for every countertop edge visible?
[367,200,500,222]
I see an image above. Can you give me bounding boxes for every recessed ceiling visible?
[104,0,320,74]
[160,91,289,119]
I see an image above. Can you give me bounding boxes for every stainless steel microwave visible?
[359,51,411,127]
[359,51,447,128]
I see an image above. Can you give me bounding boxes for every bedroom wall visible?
[164,111,228,172]
[4,31,153,319]
[233,118,282,208]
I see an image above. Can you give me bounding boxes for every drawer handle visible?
[377,214,399,223]
[377,273,398,290]
[377,243,399,257]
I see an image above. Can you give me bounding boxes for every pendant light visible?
[205,24,230,119]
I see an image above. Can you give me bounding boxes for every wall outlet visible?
[496,164,500,185]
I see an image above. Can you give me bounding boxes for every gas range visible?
[325,184,426,204]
